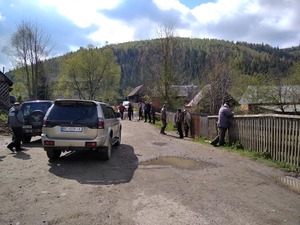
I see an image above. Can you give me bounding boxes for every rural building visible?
[239,85,300,114]
[0,71,14,109]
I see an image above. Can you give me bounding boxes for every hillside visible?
[6,38,300,100]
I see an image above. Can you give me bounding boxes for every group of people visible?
[160,105,192,139]
[161,102,234,146]
[118,101,157,123]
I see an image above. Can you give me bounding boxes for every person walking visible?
[7,102,25,153]
[138,102,143,121]
[150,102,156,124]
[118,103,125,120]
[183,109,191,137]
[144,101,151,123]
[210,102,234,147]
[128,102,133,121]
[176,109,184,139]
[160,104,167,135]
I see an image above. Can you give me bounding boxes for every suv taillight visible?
[43,117,48,127]
[98,117,104,129]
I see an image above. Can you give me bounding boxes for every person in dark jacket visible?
[210,103,234,146]
[150,102,156,124]
[176,109,184,139]
[160,104,167,135]
[128,102,133,121]
[144,101,151,122]
[7,102,25,153]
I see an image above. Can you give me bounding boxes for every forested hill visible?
[108,38,300,94]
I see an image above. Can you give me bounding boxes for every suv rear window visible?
[48,101,98,123]
[22,102,52,118]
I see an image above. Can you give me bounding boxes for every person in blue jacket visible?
[210,102,234,147]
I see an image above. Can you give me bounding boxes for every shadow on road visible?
[47,144,138,185]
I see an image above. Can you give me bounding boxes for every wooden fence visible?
[165,112,300,168]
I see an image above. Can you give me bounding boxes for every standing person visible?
[7,102,25,153]
[144,101,151,123]
[210,103,234,147]
[176,109,184,139]
[128,102,133,121]
[138,102,143,121]
[183,109,191,137]
[160,104,167,135]
[150,102,156,124]
[118,103,125,120]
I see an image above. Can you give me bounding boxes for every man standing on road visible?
[176,109,184,139]
[7,102,24,153]
[160,104,167,135]
[210,102,234,147]
[183,109,191,137]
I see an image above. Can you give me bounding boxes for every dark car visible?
[20,100,53,143]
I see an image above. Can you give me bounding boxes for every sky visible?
[0,0,300,72]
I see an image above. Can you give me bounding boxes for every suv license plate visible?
[61,127,83,132]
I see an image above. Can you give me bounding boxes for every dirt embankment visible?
[0,121,12,136]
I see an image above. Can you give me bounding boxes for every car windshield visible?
[21,102,52,117]
[48,102,97,122]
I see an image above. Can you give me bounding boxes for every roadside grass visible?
[195,137,299,173]
[152,120,298,173]
[0,110,8,123]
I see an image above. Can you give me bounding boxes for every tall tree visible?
[56,46,121,101]
[3,19,52,99]
[142,22,182,109]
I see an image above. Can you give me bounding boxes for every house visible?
[239,85,300,114]
[0,71,14,109]
[171,85,200,105]
[127,84,199,107]
[127,85,146,103]
[186,84,237,113]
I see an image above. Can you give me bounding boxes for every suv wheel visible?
[115,128,121,146]
[100,137,112,160]
[45,148,61,160]
[29,110,44,128]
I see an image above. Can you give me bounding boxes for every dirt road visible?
[0,119,299,225]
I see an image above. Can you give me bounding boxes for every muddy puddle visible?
[139,156,217,170]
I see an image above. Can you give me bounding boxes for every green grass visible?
[0,110,8,123]
[189,136,299,173]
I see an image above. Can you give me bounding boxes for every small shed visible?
[0,71,13,109]
[127,85,146,103]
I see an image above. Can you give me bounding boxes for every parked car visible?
[20,100,53,143]
[41,99,122,160]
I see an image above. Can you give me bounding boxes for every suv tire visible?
[45,148,61,160]
[29,110,44,128]
[100,136,112,160]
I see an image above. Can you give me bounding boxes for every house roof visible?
[186,84,237,107]
[186,84,211,107]
[239,85,300,105]
[171,85,199,99]
[0,71,13,86]
[128,85,144,97]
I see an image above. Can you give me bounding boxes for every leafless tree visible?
[3,19,53,99]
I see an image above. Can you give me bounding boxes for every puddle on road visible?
[139,156,216,170]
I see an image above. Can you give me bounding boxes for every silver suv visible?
[41,99,122,160]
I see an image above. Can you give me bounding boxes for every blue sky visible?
[1,0,299,72]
